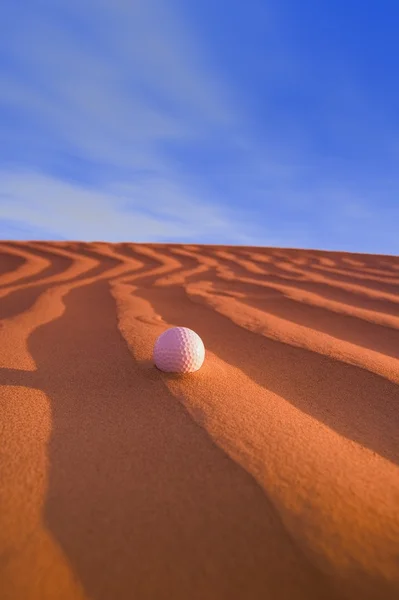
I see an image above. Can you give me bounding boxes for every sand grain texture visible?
[0,241,398,600]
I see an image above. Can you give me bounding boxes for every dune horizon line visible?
[2,238,399,258]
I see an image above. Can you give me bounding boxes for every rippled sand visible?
[0,241,398,600]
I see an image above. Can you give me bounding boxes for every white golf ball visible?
[153,327,205,373]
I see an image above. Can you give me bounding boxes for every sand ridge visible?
[0,241,398,600]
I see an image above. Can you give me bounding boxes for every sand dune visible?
[0,242,398,600]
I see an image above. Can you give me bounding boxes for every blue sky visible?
[1,0,398,253]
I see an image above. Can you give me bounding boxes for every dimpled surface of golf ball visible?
[153,327,205,373]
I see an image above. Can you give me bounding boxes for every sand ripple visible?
[1,242,398,600]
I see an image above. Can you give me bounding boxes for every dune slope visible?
[0,241,398,600]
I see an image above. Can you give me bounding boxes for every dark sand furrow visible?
[0,250,25,277]
[312,264,399,283]
[0,244,50,289]
[165,247,222,273]
[201,247,308,280]
[200,248,399,316]
[270,248,399,271]
[205,279,399,359]
[150,247,217,285]
[2,242,74,286]
[0,253,130,321]
[270,249,319,265]
[200,271,399,329]
[68,243,125,269]
[315,257,399,281]
[0,284,55,321]
[246,248,399,282]
[247,251,399,292]
[245,248,399,279]
[284,262,399,296]
[113,245,182,287]
[159,246,199,269]
[243,252,313,277]
[66,242,148,284]
[378,260,399,272]
[114,244,159,271]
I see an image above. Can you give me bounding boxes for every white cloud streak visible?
[1,0,235,163]
[0,0,252,241]
[0,170,267,244]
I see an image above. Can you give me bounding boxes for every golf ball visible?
[153,327,205,373]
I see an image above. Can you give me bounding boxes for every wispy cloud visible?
[1,0,236,162]
[0,0,270,244]
[0,170,268,244]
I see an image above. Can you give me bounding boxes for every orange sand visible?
[0,241,398,600]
